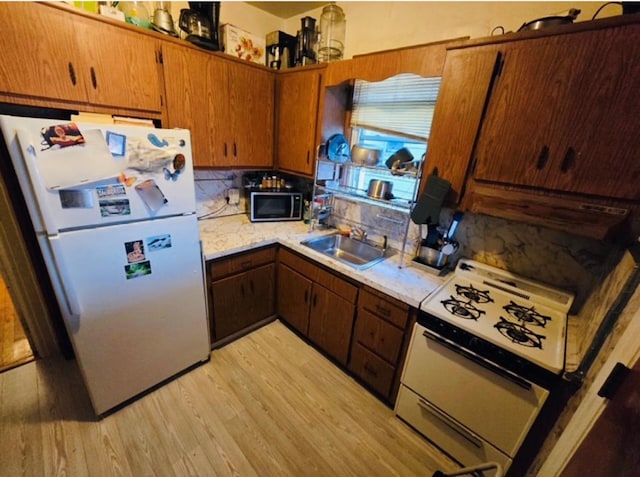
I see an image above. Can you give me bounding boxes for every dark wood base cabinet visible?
[348,287,416,404]
[208,246,276,346]
[277,248,357,366]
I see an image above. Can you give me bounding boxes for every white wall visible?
[281,1,620,58]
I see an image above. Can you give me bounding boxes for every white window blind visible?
[350,73,442,140]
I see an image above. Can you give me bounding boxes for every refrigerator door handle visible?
[49,236,83,318]
[16,130,59,235]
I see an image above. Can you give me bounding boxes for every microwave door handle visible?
[290,195,295,218]
[422,329,532,391]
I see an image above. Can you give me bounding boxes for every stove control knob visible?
[469,337,482,351]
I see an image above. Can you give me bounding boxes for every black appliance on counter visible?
[266,30,297,70]
[296,16,317,66]
[179,1,220,51]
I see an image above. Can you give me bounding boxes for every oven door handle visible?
[422,329,532,391]
[416,398,483,448]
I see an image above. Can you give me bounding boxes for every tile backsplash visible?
[195,170,626,313]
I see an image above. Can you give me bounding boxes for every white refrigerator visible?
[0,114,210,415]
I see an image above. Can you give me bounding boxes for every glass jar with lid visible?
[318,3,345,62]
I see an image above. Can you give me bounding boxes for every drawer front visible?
[279,248,357,303]
[210,246,276,281]
[359,288,408,328]
[349,342,395,398]
[354,309,404,364]
[396,385,511,474]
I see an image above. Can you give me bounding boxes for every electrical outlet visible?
[228,188,240,205]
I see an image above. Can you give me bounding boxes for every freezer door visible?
[0,115,196,233]
[48,214,209,415]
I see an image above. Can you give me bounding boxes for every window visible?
[349,73,442,202]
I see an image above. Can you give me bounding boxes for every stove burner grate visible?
[494,317,546,349]
[503,300,551,327]
[454,284,494,304]
[441,296,485,320]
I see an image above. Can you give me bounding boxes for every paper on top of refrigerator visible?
[18,124,123,190]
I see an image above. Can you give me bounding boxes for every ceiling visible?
[246,2,329,19]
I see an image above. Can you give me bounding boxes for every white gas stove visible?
[419,259,574,375]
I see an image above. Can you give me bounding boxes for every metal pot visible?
[518,8,580,32]
[367,179,393,200]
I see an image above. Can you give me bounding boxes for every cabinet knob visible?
[536,145,550,170]
[560,146,576,173]
[68,62,77,86]
[90,66,97,90]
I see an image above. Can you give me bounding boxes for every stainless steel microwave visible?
[248,190,303,222]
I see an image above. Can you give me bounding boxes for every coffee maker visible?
[266,31,297,70]
[296,16,318,66]
[178,1,220,51]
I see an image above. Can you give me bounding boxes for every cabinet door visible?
[73,16,161,113]
[211,263,275,340]
[473,38,572,189]
[474,25,640,200]
[550,23,640,200]
[0,3,88,104]
[308,284,355,366]
[421,46,500,204]
[277,263,312,335]
[162,44,216,167]
[227,61,274,168]
[275,70,322,176]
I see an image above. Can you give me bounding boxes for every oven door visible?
[398,322,549,459]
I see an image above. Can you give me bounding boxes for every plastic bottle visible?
[318,3,346,62]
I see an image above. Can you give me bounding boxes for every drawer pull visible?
[560,146,576,173]
[416,398,482,448]
[240,260,252,269]
[375,304,391,317]
[364,363,378,377]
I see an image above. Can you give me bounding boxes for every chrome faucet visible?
[350,226,367,241]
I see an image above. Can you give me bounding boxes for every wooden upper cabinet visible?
[275,68,323,176]
[0,2,161,113]
[473,22,640,201]
[0,3,81,103]
[72,16,161,113]
[420,45,500,203]
[162,43,215,167]
[224,60,274,168]
[163,47,274,168]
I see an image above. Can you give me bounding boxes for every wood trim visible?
[0,171,59,358]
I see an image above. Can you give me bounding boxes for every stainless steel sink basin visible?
[301,233,389,270]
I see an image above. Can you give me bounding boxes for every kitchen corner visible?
[199,214,446,307]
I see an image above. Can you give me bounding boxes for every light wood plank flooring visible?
[0,320,457,476]
[0,274,34,373]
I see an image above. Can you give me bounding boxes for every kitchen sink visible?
[301,233,390,270]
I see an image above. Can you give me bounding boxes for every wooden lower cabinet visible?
[348,286,415,404]
[208,246,276,344]
[277,247,357,366]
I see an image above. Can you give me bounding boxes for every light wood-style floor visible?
[0,320,457,477]
[0,274,34,373]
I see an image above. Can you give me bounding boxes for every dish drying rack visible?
[310,156,423,268]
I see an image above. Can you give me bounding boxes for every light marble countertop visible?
[198,215,447,308]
